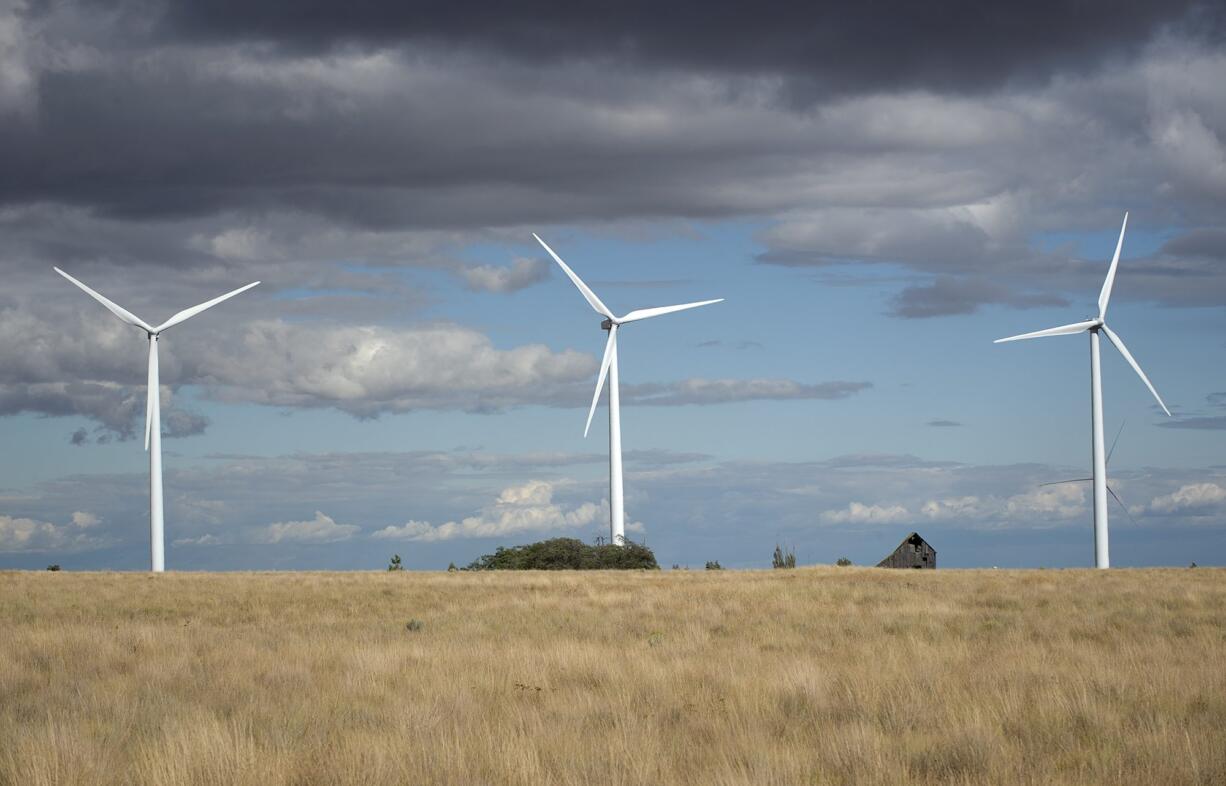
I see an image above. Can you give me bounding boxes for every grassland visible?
[2,567,1224,785]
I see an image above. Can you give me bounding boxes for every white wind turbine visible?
[55,268,259,572]
[995,213,1170,568]
[534,233,722,546]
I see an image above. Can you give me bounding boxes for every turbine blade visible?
[154,281,260,333]
[54,267,153,332]
[1106,419,1126,466]
[1106,485,1139,527]
[1098,212,1128,319]
[618,298,724,324]
[1100,324,1170,416]
[145,339,157,451]
[1039,478,1093,487]
[532,233,613,319]
[584,326,617,438]
[993,320,1098,343]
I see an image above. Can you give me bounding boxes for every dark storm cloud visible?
[156,0,1220,93]
[0,0,1223,434]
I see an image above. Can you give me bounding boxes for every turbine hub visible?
[600,318,614,331]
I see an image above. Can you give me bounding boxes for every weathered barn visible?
[876,532,936,569]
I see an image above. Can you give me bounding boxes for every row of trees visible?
[388,540,853,571]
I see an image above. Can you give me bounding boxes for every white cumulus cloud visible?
[251,511,359,544]
[1145,483,1226,516]
[820,501,912,525]
[372,479,608,541]
[0,511,108,553]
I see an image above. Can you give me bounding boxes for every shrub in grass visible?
[772,544,796,569]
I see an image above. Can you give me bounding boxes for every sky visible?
[1,0,1224,570]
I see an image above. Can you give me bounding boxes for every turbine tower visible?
[995,213,1170,568]
[534,233,722,545]
[55,268,259,572]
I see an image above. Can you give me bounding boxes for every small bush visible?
[388,554,404,571]
[405,619,423,632]
[836,557,853,567]
[705,561,722,570]
[772,544,796,569]
[46,564,61,572]
[447,562,458,572]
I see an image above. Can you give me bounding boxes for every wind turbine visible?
[533,233,722,546]
[55,268,259,572]
[995,213,1169,568]
[1039,420,1140,526]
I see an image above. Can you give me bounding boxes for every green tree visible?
[772,544,796,569]
[387,554,404,571]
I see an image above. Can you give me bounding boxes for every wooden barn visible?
[876,532,936,569]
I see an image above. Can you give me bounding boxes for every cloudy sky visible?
[1,0,1224,570]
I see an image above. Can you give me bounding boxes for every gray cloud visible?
[1158,392,1226,430]
[927,419,963,428]
[696,339,763,351]
[1160,416,1226,430]
[621,378,872,406]
[891,277,1069,319]
[161,408,210,439]
[460,257,550,293]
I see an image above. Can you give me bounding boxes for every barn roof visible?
[893,532,935,552]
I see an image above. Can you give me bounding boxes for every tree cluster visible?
[464,538,659,570]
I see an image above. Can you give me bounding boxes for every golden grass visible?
[2,567,1225,785]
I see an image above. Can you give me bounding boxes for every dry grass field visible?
[2,567,1224,786]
